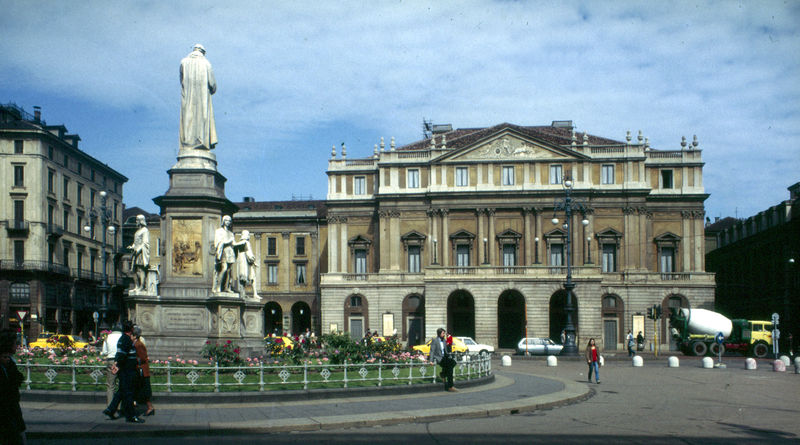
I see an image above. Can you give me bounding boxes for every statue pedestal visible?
[124,147,263,359]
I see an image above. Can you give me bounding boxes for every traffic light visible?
[647,307,653,319]
[656,304,662,319]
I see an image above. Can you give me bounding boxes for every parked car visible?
[29,334,89,350]
[455,337,494,356]
[516,337,563,356]
[412,336,469,356]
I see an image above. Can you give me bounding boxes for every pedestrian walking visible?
[585,338,600,384]
[102,320,144,424]
[1,328,26,445]
[636,331,645,352]
[429,328,457,392]
[626,330,635,357]
[101,324,123,404]
[133,326,155,417]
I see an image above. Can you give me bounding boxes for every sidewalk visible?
[22,361,591,438]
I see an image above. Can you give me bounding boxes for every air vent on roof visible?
[243,197,255,202]
[432,124,452,134]
[551,120,573,129]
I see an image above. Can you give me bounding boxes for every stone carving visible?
[180,44,217,150]
[220,307,238,334]
[138,308,155,330]
[172,219,203,276]
[244,313,258,334]
[128,214,150,292]
[213,215,235,293]
[234,230,258,299]
[461,136,554,160]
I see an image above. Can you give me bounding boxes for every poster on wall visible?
[382,313,394,337]
[171,219,203,276]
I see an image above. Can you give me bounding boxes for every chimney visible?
[33,106,41,122]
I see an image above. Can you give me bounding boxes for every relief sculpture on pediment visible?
[460,136,559,160]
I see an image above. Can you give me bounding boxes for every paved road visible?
[25,356,800,444]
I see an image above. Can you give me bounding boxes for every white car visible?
[516,337,563,356]
[456,337,495,356]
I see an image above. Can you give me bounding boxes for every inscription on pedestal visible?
[163,307,205,331]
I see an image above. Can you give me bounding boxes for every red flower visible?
[206,340,210,344]
[227,340,232,344]
[234,348,240,354]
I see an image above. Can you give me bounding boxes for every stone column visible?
[378,210,388,272]
[390,210,401,270]
[639,208,650,270]
[427,208,436,265]
[693,210,705,271]
[681,211,692,272]
[327,217,338,273]
[282,232,291,291]
[534,207,542,264]
[623,207,636,269]
[487,208,496,265]
[476,208,485,265]
[441,209,450,266]
[523,208,532,265]
[253,233,262,295]
[339,217,348,273]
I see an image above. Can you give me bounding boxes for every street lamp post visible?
[534,237,540,264]
[551,178,590,356]
[84,190,116,330]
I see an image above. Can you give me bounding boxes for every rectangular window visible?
[155,238,161,256]
[90,189,96,207]
[456,244,470,267]
[502,166,515,185]
[90,250,96,273]
[48,146,54,159]
[550,165,563,184]
[48,205,54,225]
[267,263,278,284]
[76,214,82,236]
[14,165,24,186]
[14,200,24,222]
[661,170,673,189]
[48,170,55,193]
[296,236,305,256]
[601,244,617,273]
[456,167,469,186]
[14,240,25,265]
[63,153,68,167]
[601,165,615,184]
[267,237,277,256]
[63,210,70,233]
[77,162,82,175]
[77,251,83,270]
[502,244,516,266]
[77,184,83,205]
[63,247,69,267]
[296,263,307,284]
[91,170,95,182]
[550,243,564,266]
[407,169,420,188]
[408,245,421,273]
[63,177,70,200]
[354,176,366,195]
[354,249,367,274]
[660,247,675,273]
[14,140,23,153]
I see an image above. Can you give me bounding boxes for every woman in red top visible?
[133,327,155,416]
[584,338,600,384]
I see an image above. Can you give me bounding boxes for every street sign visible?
[715,332,725,344]
[16,310,27,320]
[93,311,99,322]
[772,313,780,325]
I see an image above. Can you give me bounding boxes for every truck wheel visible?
[691,341,708,356]
[709,343,725,356]
[750,342,769,358]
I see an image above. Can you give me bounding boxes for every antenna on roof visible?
[422,118,433,139]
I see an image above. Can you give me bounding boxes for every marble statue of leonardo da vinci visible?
[180,43,217,150]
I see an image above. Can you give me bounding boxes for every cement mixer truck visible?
[669,308,774,357]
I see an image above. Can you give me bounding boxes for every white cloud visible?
[1,0,798,216]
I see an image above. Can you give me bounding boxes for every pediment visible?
[440,129,586,162]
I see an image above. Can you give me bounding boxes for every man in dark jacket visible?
[429,328,457,392]
[102,320,144,423]
[1,328,26,444]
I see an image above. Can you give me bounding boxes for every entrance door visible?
[407,316,423,347]
[349,317,364,341]
[604,319,617,350]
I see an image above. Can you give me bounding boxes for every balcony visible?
[47,223,65,238]
[5,220,29,235]
[0,259,69,275]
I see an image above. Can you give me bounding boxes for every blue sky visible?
[2,1,799,219]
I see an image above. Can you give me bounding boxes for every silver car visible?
[516,337,563,356]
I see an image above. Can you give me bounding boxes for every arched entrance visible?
[601,294,624,350]
[447,290,475,338]
[498,290,525,349]
[549,290,578,343]
[291,301,311,336]
[403,294,425,347]
[264,301,283,336]
[662,294,689,351]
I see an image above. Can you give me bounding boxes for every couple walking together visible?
[429,328,458,392]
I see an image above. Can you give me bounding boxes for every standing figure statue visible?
[234,230,258,299]
[128,215,150,292]
[180,43,217,150]
[213,216,235,293]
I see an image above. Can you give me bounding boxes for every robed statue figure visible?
[180,43,217,150]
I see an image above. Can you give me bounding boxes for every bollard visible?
[632,355,644,367]
[501,355,512,367]
[745,357,757,370]
[702,357,714,369]
[794,357,800,374]
[773,360,786,372]
[667,356,679,368]
[779,355,791,367]
[546,355,557,367]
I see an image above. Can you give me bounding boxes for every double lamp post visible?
[84,190,116,331]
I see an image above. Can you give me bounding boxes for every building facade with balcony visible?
[320,122,715,351]
[0,103,127,340]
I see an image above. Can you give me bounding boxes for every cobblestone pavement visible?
[24,355,800,444]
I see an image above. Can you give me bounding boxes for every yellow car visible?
[412,336,469,356]
[29,334,89,350]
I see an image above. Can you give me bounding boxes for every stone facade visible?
[321,123,715,352]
